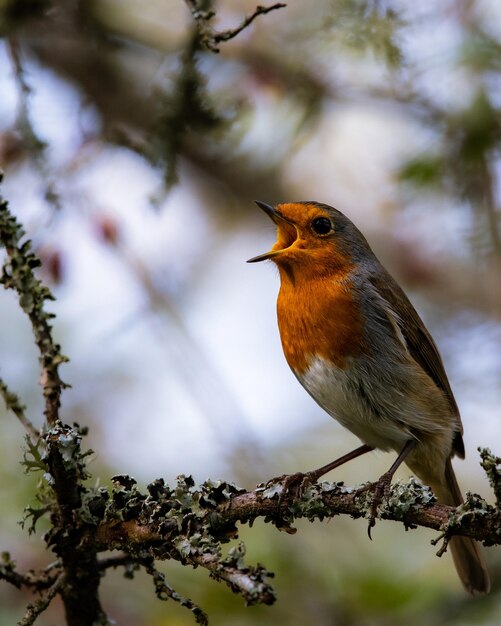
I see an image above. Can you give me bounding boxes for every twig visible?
[142,559,208,626]
[185,1,287,52]
[97,554,137,572]
[194,549,275,606]
[18,573,65,626]
[0,557,58,591]
[0,378,40,439]
[480,447,501,508]
[213,4,287,46]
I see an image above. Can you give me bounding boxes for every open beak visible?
[247,201,296,263]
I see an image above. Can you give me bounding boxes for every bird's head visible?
[248,201,371,281]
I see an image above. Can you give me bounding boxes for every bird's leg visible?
[304,443,374,483]
[274,444,374,505]
[366,439,417,538]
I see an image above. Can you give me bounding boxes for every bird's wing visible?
[369,269,465,458]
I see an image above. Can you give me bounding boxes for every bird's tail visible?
[431,459,490,594]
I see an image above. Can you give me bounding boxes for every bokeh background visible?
[0,0,500,624]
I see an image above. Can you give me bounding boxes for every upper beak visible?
[247,201,294,263]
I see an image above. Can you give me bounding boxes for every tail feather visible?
[431,459,490,594]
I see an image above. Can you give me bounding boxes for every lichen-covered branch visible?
[81,451,499,617]
[0,176,68,426]
[0,377,39,439]
[0,183,106,625]
[480,448,501,508]
[18,573,65,626]
[0,553,60,591]
[141,558,209,625]
[94,463,501,560]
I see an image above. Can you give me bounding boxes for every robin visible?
[248,200,490,594]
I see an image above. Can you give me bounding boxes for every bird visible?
[248,200,490,594]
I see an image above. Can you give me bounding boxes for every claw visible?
[277,471,314,510]
[367,517,375,540]
[365,471,393,539]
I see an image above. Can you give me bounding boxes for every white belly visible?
[296,355,449,452]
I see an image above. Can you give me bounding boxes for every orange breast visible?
[276,273,367,374]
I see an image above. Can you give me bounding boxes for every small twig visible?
[195,549,275,606]
[142,559,208,626]
[185,1,287,52]
[97,554,137,572]
[0,559,60,591]
[18,572,65,626]
[480,447,501,508]
[0,378,40,440]
[213,4,287,46]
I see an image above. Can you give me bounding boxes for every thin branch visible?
[142,559,209,626]
[480,447,501,508]
[185,1,287,52]
[0,558,60,591]
[0,378,40,440]
[193,550,275,606]
[18,573,65,626]
[97,554,137,572]
[213,4,287,45]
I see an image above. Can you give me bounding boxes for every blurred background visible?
[0,0,500,624]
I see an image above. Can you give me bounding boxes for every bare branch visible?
[213,4,287,46]
[185,1,287,52]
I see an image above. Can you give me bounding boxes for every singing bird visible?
[248,200,490,594]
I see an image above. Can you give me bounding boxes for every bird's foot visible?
[264,470,318,511]
[281,471,317,502]
[357,471,393,540]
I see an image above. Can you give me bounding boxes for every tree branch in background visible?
[6,38,60,209]
[185,1,287,52]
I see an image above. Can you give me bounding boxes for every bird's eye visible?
[311,217,333,236]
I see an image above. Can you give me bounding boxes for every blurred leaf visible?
[327,0,404,69]
[399,155,444,187]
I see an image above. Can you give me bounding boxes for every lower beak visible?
[247,201,294,263]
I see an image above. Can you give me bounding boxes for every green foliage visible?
[399,155,444,187]
[327,0,404,68]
